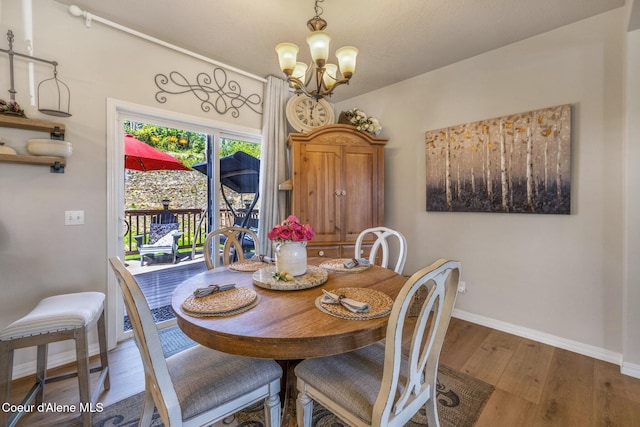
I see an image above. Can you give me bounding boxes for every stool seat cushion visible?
[0,292,105,340]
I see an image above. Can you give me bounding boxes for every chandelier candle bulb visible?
[306,30,331,65]
[275,43,299,75]
[322,64,338,89]
[336,46,358,78]
[293,62,308,80]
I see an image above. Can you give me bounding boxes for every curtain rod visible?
[66,4,267,84]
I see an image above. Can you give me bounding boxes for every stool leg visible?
[75,328,91,427]
[97,311,110,390]
[0,342,13,427]
[35,344,47,405]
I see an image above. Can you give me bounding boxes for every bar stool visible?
[0,292,110,427]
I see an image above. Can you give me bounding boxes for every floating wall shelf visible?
[0,115,67,173]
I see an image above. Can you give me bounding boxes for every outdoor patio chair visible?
[135,223,183,266]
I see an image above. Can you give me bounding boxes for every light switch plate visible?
[65,210,85,225]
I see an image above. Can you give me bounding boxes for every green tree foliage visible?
[220,139,261,158]
[123,122,261,167]
[124,121,206,167]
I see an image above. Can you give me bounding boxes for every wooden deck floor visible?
[130,258,206,310]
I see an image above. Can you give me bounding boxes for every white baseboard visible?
[452,309,639,379]
[10,343,102,381]
[621,360,640,378]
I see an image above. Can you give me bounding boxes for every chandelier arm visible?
[303,64,315,87]
[315,67,326,97]
[327,78,351,92]
[285,74,351,100]
[285,76,313,97]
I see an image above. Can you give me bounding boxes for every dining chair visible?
[108,257,282,427]
[295,258,460,427]
[354,226,408,274]
[203,226,260,269]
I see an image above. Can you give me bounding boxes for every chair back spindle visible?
[203,226,259,269]
[355,227,408,274]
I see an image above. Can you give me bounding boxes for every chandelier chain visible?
[313,0,325,19]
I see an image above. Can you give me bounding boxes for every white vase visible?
[274,241,307,276]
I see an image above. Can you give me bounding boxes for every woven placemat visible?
[181,288,258,317]
[229,260,270,272]
[253,265,328,291]
[319,258,371,273]
[315,287,393,320]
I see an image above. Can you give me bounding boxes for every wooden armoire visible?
[282,124,387,258]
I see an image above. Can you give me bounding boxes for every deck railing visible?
[124,208,206,255]
[124,208,259,255]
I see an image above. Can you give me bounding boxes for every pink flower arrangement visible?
[268,215,315,242]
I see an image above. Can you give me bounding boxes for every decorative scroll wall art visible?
[425,104,571,214]
[154,67,262,118]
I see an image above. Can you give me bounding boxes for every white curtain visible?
[258,76,290,256]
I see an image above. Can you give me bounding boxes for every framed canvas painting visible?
[425,104,571,214]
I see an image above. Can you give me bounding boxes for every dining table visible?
[170,257,407,426]
[170,257,406,360]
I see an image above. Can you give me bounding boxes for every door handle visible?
[119,216,130,239]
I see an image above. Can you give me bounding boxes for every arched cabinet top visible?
[287,124,387,148]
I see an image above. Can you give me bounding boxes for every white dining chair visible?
[295,258,460,427]
[354,226,408,274]
[109,257,282,427]
[203,226,260,269]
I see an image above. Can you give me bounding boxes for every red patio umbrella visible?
[124,134,191,171]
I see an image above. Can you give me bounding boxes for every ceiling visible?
[58,0,625,102]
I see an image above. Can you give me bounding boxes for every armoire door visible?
[343,145,380,242]
[293,143,343,243]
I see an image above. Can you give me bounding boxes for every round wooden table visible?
[170,258,406,360]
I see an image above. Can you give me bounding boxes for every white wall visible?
[0,1,263,372]
[336,9,627,360]
[623,6,640,373]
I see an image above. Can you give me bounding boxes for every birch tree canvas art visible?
[425,104,571,214]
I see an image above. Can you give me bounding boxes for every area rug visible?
[124,305,179,331]
[91,365,493,427]
[157,326,197,357]
[214,364,493,427]
[88,326,493,426]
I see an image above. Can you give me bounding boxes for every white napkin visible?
[252,254,274,263]
[321,290,370,313]
[193,283,236,298]
[343,258,370,269]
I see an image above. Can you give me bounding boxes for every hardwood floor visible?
[441,319,640,427]
[7,317,640,426]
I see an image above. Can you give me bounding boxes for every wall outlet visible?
[65,210,85,226]
[458,281,466,293]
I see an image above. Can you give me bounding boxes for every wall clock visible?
[286,96,335,132]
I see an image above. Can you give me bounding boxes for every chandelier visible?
[275,0,358,100]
